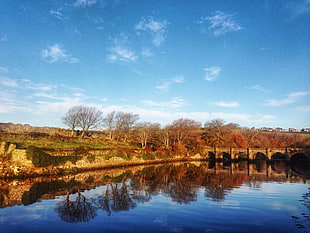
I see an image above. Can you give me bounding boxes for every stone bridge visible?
[205,147,310,161]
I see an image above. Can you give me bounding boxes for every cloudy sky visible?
[0,0,309,128]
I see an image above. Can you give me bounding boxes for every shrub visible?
[112,149,132,161]
[86,154,96,163]
[28,132,50,138]
[155,148,173,159]
[73,145,91,156]
[26,146,82,167]
[51,133,67,141]
[102,154,112,160]
[85,176,95,183]
[141,153,155,160]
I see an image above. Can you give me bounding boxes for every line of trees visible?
[63,106,310,154]
[63,105,103,138]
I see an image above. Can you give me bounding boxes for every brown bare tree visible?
[203,119,231,147]
[158,126,172,149]
[114,112,139,142]
[76,106,103,138]
[62,106,81,137]
[169,118,201,146]
[63,105,103,138]
[102,111,116,140]
[134,122,161,148]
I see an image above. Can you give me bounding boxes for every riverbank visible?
[0,142,204,178]
[1,141,309,179]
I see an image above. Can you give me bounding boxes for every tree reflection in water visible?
[89,182,137,216]
[55,189,97,223]
[51,162,309,223]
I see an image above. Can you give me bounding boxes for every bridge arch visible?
[208,151,215,160]
[254,160,267,172]
[291,160,310,176]
[272,161,287,174]
[254,152,267,160]
[222,152,231,161]
[291,152,308,161]
[271,152,288,160]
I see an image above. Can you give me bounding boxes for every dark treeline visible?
[61,106,310,155]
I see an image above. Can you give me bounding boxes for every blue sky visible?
[0,0,309,129]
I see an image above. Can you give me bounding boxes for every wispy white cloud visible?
[295,105,310,112]
[34,97,84,115]
[142,97,186,109]
[107,34,137,63]
[0,76,86,116]
[100,103,276,127]
[49,9,66,20]
[0,67,8,73]
[264,91,309,106]
[41,44,79,64]
[156,82,170,91]
[0,89,15,103]
[210,101,239,108]
[135,17,168,47]
[141,47,154,57]
[156,75,186,91]
[204,66,221,81]
[199,11,242,36]
[245,84,272,93]
[0,76,45,90]
[172,75,186,83]
[31,84,88,116]
[33,92,65,100]
[108,46,137,63]
[0,86,32,114]
[0,74,279,127]
[0,103,30,114]
[21,79,55,91]
[74,0,98,7]
[0,76,19,87]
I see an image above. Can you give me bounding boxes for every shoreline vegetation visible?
[1,120,309,179]
[0,140,207,179]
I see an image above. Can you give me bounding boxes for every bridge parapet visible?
[205,147,309,161]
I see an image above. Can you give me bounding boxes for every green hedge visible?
[26,146,82,167]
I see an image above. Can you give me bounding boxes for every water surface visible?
[0,161,309,233]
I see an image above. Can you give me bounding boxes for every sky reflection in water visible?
[0,161,309,233]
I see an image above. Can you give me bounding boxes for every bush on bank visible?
[26,146,82,167]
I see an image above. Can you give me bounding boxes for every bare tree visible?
[170,118,201,145]
[114,112,139,142]
[63,105,103,138]
[134,122,161,148]
[203,119,231,147]
[62,106,80,137]
[76,106,103,138]
[158,126,171,149]
[103,111,116,140]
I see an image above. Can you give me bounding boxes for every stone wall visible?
[10,149,33,167]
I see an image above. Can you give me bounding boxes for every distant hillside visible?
[0,122,67,135]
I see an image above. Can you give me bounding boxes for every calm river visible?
[0,161,309,233]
